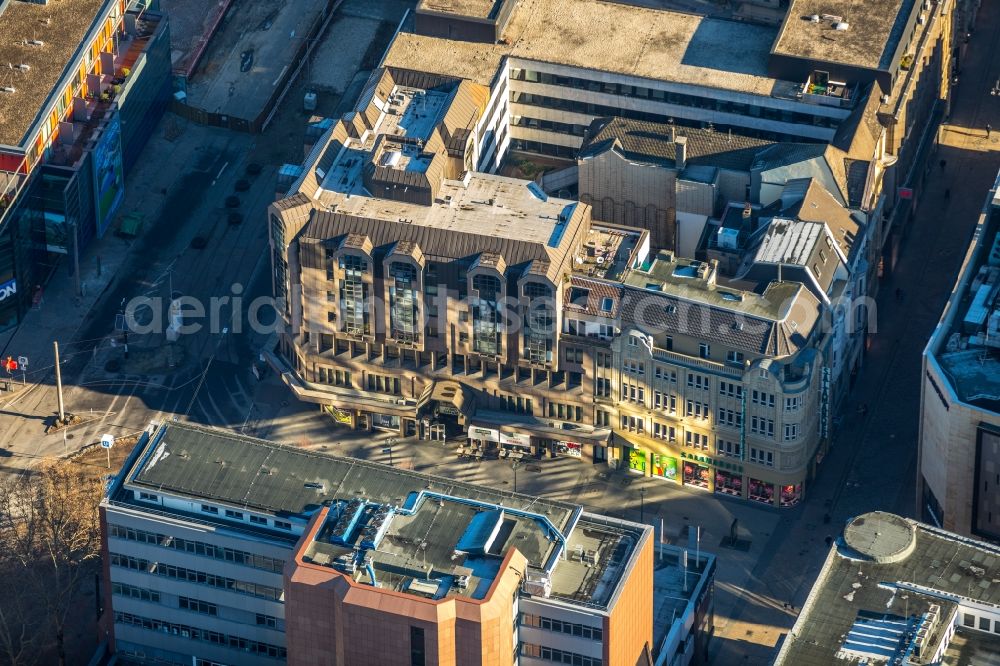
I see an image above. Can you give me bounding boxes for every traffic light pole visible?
[53,341,65,425]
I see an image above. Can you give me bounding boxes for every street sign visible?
[100,434,115,449]
[17,356,27,368]
[381,447,393,454]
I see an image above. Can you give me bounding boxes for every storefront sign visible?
[628,447,646,473]
[469,426,500,443]
[0,279,15,302]
[500,432,532,448]
[652,454,678,481]
[820,367,831,438]
[372,413,400,431]
[556,441,582,458]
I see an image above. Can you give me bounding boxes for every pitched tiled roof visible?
[580,117,775,172]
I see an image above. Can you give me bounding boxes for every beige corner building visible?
[918,171,1000,543]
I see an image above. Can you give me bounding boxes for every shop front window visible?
[748,478,775,504]
[628,447,646,473]
[684,463,710,489]
[652,454,678,482]
[715,470,742,497]
[780,483,802,507]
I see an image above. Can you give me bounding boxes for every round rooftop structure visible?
[843,512,916,564]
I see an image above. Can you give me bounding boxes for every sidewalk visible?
[709,1,1000,661]
[0,115,213,396]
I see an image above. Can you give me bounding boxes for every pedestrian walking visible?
[988,123,992,137]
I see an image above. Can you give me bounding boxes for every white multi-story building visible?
[100,422,716,665]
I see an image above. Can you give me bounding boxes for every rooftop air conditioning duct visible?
[0,87,15,94]
[834,22,850,31]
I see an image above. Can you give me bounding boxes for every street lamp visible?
[638,487,647,524]
[382,438,397,467]
[512,461,521,493]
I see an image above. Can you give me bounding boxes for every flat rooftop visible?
[384,0,786,96]
[776,512,1000,666]
[773,0,914,71]
[624,250,808,321]
[931,187,1000,411]
[652,547,714,651]
[120,423,647,609]
[317,172,579,247]
[417,0,503,19]
[0,0,113,148]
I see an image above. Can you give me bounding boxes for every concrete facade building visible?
[100,421,715,665]
[775,511,1000,664]
[0,0,171,331]
[267,67,834,507]
[918,171,1000,543]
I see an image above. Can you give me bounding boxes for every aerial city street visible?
[0,0,997,664]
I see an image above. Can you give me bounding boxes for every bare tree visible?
[0,463,103,666]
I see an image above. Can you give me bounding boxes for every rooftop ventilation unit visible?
[23,40,44,47]
[0,87,15,94]
[9,64,30,72]
[834,22,850,31]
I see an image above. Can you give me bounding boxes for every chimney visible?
[675,136,687,170]
[665,124,676,143]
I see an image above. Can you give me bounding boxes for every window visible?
[699,343,710,359]
[785,396,802,411]
[719,381,743,398]
[256,613,278,628]
[784,424,799,441]
[653,422,676,441]
[628,335,638,347]
[179,596,218,617]
[106,524,284,572]
[595,377,611,397]
[980,616,991,631]
[520,614,603,641]
[654,365,676,382]
[750,416,775,438]
[685,431,709,450]
[224,510,244,520]
[717,407,742,428]
[963,613,975,628]
[273,520,292,530]
[664,336,673,351]
[410,626,426,666]
[718,439,741,458]
[621,415,643,433]
[752,390,775,408]
[249,515,267,525]
[200,504,218,515]
[112,582,160,603]
[727,350,744,364]
[686,373,708,390]
[685,400,708,419]
[654,391,676,414]
[749,447,774,466]
[114,612,286,659]
[520,643,602,666]
[137,492,158,502]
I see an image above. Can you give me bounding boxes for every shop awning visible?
[470,409,612,443]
